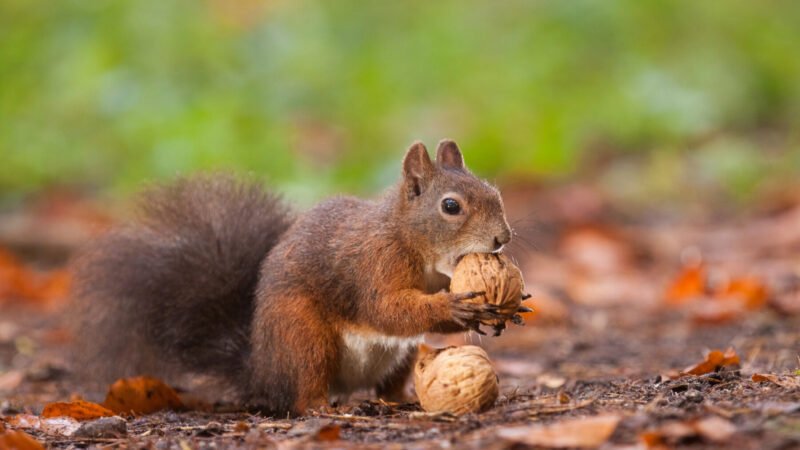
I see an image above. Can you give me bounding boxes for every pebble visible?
[73,416,127,438]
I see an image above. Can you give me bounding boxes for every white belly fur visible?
[332,330,424,396]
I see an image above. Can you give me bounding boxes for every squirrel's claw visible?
[469,323,487,336]
[517,305,533,313]
[521,293,532,300]
[492,322,506,336]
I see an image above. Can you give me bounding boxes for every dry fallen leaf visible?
[103,376,184,415]
[0,248,71,307]
[665,265,706,305]
[559,226,632,275]
[7,414,82,437]
[752,373,800,389]
[497,414,620,448]
[770,288,800,315]
[716,276,769,310]
[6,415,40,430]
[689,299,747,324]
[0,430,45,450]
[641,416,736,447]
[41,400,115,421]
[313,424,341,442]
[0,371,24,392]
[682,348,740,376]
[664,264,770,323]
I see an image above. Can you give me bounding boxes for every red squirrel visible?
[70,140,513,416]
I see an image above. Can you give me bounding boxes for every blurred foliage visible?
[1,0,799,203]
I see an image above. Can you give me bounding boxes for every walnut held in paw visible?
[413,345,499,415]
[450,253,525,328]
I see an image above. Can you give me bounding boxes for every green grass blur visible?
[1,0,799,204]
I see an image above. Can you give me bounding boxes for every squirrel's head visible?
[399,140,511,277]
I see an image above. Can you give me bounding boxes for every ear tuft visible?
[402,141,434,198]
[436,139,465,170]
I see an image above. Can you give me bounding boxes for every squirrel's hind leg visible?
[250,292,339,416]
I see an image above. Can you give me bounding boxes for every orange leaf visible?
[41,400,115,421]
[0,247,71,307]
[665,265,706,305]
[752,373,800,389]
[682,348,740,376]
[103,376,183,415]
[34,270,71,303]
[314,424,341,442]
[0,430,44,450]
[715,276,768,310]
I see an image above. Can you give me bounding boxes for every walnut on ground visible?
[413,345,499,415]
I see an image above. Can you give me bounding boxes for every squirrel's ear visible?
[435,139,465,171]
[402,141,434,198]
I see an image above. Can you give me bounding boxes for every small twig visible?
[407,411,458,422]
[313,413,375,422]
[256,421,293,430]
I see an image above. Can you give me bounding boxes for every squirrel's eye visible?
[441,198,461,215]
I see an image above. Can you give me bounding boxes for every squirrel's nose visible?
[493,230,511,250]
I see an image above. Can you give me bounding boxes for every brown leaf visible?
[688,299,746,324]
[103,376,183,415]
[770,288,800,315]
[693,416,737,442]
[5,415,40,430]
[642,416,736,447]
[497,414,620,448]
[0,371,24,392]
[313,424,341,442]
[38,417,82,436]
[6,414,82,437]
[41,400,115,421]
[0,430,44,450]
[559,226,632,275]
[752,373,800,389]
[682,348,740,376]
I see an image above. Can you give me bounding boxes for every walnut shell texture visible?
[450,253,524,323]
[414,345,499,415]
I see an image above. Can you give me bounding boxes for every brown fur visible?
[70,140,512,416]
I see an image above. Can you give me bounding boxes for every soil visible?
[1,185,799,449]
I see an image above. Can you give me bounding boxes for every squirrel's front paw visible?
[447,292,505,335]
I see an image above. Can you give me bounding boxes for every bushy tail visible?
[69,174,293,389]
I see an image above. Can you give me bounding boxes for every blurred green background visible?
[1,0,799,205]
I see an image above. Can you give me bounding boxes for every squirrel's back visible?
[69,174,293,389]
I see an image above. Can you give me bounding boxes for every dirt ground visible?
[1,184,799,449]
